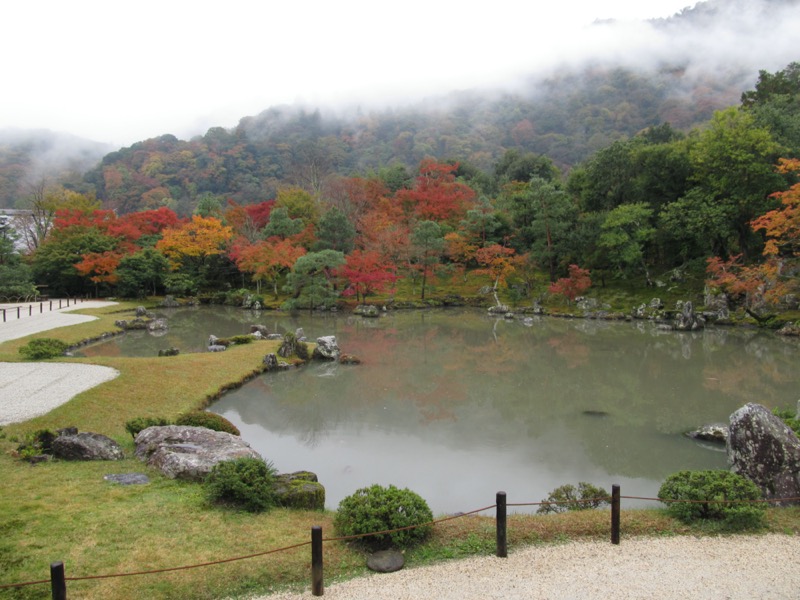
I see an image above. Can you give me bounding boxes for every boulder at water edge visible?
[134,425,261,481]
[727,403,800,504]
[52,431,125,461]
[313,336,340,360]
[274,471,325,510]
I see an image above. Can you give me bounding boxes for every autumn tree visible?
[474,244,516,307]
[235,238,306,298]
[339,249,398,303]
[156,215,234,290]
[549,264,591,305]
[395,159,476,225]
[75,250,123,296]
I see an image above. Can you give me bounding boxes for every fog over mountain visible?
[0,0,798,208]
[1,0,798,146]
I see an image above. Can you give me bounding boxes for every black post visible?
[50,300,53,311]
[2,309,5,322]
[17,306,20,318]
[50,561,66,600]
[611,484,620,545]
[40,302,43,313]
[29,305,32,316]
[311,525,323,596]
[496,491,507,558]
[59,299,62,309]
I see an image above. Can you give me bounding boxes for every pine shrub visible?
[658,470,766,530]
[537,482,611,514]
[333,484,433,550]
[18,338,68,360]
[204,457,278,512]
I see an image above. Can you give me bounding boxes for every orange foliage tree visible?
[548,264,591,305]
[706,158,800,313]
[156,215,234,269]
[234,238,306,298]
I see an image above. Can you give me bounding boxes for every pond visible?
[80,306,800,514]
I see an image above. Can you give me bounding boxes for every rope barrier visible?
[621,495,800,504]
[322,504,498,543]
[1,493,797,592]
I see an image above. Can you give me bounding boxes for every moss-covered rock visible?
[274,471,325,510]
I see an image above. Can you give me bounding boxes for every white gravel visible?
[259,534,800,600]
[0,300,120,425]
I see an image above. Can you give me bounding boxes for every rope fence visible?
[2,486,798,598]
[0,297,88,323]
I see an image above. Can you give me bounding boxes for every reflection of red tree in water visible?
[547,333,590,368]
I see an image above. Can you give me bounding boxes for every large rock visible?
[52,432,125,461]
[134,426,261,481]
[367,549,405,573]
[313,336,340,360]
[727,403,800,504]
[274,471,325,510]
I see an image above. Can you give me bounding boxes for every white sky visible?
[0,0,794,147]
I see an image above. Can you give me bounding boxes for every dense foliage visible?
[537,482,611,514]
[333,484,434,549]
[174,411,241,436]
[204,457,279,512]
[1,60,796,316]
[657,470,766,530]
[124,416,172,438]
[18,337,68,360]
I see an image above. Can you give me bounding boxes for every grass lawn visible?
[1,301,798,599]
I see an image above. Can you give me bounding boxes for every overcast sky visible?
[1,0,796,147]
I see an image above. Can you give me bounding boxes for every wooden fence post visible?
[50,561,66,600]
[496,491,507,558]
[611,484,620,545]
[311,526,323,596]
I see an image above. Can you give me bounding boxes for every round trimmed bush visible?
[333,484,433,549]
[175,411,240,435]
[18,338,68,360]
[658,470,766,530]
[204,457,278,512]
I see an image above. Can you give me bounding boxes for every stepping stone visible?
[367,549,405,573]
[104,473,150,485]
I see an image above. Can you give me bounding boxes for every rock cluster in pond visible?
[727,403,800,505]
[686,423,729,444]
[134,425,261,481]
[354,304,381,317]
[313,336,340,360]
[52,430,125,461]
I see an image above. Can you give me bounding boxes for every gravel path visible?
[258,534,800,599]
[0,300,120,425]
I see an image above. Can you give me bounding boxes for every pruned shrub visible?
[125,417,172,439]
[204,457,278,512]
[18,338,68,360]
[16,428,57,460]
[175,411,240,436]
[537,482,611,514]
[658,470,766,530]
[333,484,433,550]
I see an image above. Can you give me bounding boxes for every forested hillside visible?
[2,1,799,320]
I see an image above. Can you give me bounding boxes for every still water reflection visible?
[210,309,799,514]
[79,306,799,514]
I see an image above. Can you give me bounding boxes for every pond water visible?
[80,307,800,514]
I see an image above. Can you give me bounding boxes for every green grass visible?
[1,301,798,599]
